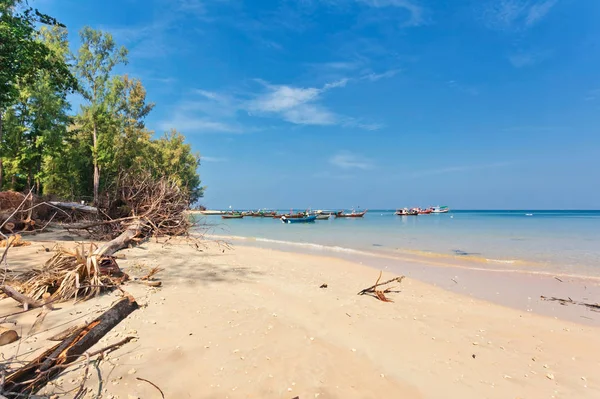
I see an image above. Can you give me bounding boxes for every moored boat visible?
[335,210,367,218]
[281,215,317,223]
[431,206,449,214]
[315,214,331,220]
[222,213,244,219]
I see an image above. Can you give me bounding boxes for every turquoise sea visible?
[196,210,600,278]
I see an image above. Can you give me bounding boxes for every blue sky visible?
[40,0,600,209]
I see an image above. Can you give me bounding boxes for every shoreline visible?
[2,234,599,397]
[208,233,600,326]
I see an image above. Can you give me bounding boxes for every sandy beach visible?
[2,235,600,398]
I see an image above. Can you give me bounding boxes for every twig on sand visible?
[540,296,600,312]
[357,271,405,302]
[136,377,165,398]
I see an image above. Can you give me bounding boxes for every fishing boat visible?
[315,214,331,220]
[395,208,409,215]
[335,210,367,218]
[431,206,449,214]
[275,212,306,219]
[418,208,432,215]
[199,210,225,215]
[281,215,317,224]
[221,213,244,219]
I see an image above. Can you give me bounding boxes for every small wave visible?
[207,234,373,256]
[486,259,516,264]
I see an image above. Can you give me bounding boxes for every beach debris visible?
[0,326,19,346]
[0,284,50,310]
[540,296,600,312]
[136,377,165,399]
[2,294,138,396]
[554,277,563,283]
[0,234,30,248]
[357,271,405,302]
[319,283,328,288]
[1,243,127,303]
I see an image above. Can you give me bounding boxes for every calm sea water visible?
[195,210,600,277]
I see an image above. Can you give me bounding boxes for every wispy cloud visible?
[355,0,428,27]
[247,78,381,128]
[447,80,480,96]
[361,69,401,82]
[329,151,374,170]
[481,0,558,31]
[159,69,389,132]
[408,161,517,178]
[525,0,558,26]
[508,50,551,68]
[158,113,244,134]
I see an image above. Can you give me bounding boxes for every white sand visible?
[1,238,599,398]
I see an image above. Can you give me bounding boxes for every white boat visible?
[431,206,449,214]
[199,210,225,215]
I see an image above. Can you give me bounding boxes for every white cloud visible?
[356,0,427,27]
[508,51,551,68]
[247,79,350,126]
[158,113,243,134]
[481,0,558,31]
[329,151,374,170]
[361,69,401,82]
[159,73,385,132]
[525,0,558,26]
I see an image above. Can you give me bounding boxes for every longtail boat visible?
[222,213,244,219]
[282,215,317,224]
[335,210,367,218]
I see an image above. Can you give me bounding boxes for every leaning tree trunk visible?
[0,110,4,190]
[92,121,100,206]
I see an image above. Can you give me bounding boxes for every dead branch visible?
[1,295,138,396]
[0,286,46,311]
[136,377,165,399]
[357,271,405,302]
[540,296,600,312]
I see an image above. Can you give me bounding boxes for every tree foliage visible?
[0,11,203,204]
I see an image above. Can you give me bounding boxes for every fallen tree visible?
[1,294,138,397]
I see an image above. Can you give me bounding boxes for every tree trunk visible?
[2,295,138,396]
[94,220,144,257]
[92,121,100,205]
[0,110,4,190]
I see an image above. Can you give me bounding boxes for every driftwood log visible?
[2,295,138,397]
[94,220,144,257]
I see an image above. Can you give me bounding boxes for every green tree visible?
[151,130,203,203]
[72,26,127,204]
[0,0,76,189]
[107,75,154,182]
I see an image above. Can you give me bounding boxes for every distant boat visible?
[315,214,331,220]
[395,208,414,215]
[418,208,432,214]
[222,213,244,219]
[275,212,307,219]
[431,206,449,214]
[282,215,317,224]
[335,210,367,218]
[199,210,225,215]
